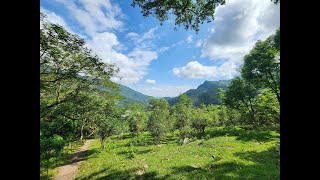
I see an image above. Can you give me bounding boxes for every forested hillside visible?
[166,80,231,106]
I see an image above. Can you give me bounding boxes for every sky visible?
[40,0,280,97]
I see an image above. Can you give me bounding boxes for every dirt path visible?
[53,139,94,180]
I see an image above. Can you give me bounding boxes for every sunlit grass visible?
[76,127,279,180]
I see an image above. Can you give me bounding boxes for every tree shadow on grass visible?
[116,148,154,156]
[204,127,279,142]
[131,134,179,147]
[169,147,280,180]
[60,148,100,165]
[78,168,167,180]
[75,167,110,180]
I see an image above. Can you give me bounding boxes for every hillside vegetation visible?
[166,80,231,106]
[40,13,280,180]
[76,127,280,180]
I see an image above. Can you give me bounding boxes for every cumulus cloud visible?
[86,33,158,85]
[145,79,156,84]
[52,0,159,85]
[201,0,280,63]
[54,0,124,36]
[173,61,237,80]
[131,84,194,97]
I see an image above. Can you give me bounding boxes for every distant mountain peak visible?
[165,79,232,106]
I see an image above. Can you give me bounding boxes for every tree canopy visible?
[131,0,226,33]
[132,0,279,33]
[241,28,280,104]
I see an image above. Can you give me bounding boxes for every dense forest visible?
[40,1,279,178]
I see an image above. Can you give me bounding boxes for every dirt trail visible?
[53,139,94,180]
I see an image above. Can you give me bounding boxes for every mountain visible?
[118,84,152,106]
[166,80,232,106]
[97,84,152,107]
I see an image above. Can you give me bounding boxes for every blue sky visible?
[40,0,279,97]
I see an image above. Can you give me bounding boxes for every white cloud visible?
[201,0,280,63]
[186,35,193,43]
[145,79,156,84]
[41,8,75,34]
[54,0,124,36]
[126,27,158,49]
[86,32,158,85]
[52,0,159,85]
[173,61,237,80]
[195,39,203,47]
[131,84,194,97]
[157,46,170,53]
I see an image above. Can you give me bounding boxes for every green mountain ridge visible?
[165,80,232,106]
[118,84,152,106]
[98,80,232,107]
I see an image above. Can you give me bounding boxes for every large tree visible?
[241,28,280,104]
[173,94,193,139]
[223,77,258,125]
[40,12,120,151]
[147,98,170,142]
[125,103,148,137]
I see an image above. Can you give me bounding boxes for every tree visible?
[223,77,258,125]
[131,0,225,33]
[125,103,148,137]
[191,105,211,137]
[173,94,193,139]
[254,88,280,126]
[40,12,118,122]
[147,98,170,142]
[241,28,280,104]
[132,0,279,33]
[40,12,121,154]
[96,101,122,149]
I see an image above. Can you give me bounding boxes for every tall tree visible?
[40,12,120,151]
[241,28,280,104]
[147,98,170,142]
[191,104,211,137]
[223,77,258,125]
[254,88,280,126]
[125,103,148,137]
[173,94,193,139]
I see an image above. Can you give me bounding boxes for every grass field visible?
[75,127,280,180]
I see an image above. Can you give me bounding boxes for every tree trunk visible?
[80,118,86,140]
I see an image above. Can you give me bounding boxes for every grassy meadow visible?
[76,127,280,180]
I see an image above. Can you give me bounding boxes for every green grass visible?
[40,140,85,180]
[76,127,280,180]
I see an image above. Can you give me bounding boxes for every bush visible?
[126,143,136,159]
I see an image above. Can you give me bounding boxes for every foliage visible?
[191,105,211,137]
[96,102,123,149]
[125,103,148,137]
[254,88,280,126]
[76,128,280,179]
[131,0,226,33]
[173,94,193,139]
[40,11,121,167]
[166,80,231,106]
[241,28,280,104]
[147,98,170,142]
[223,77,258,125]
